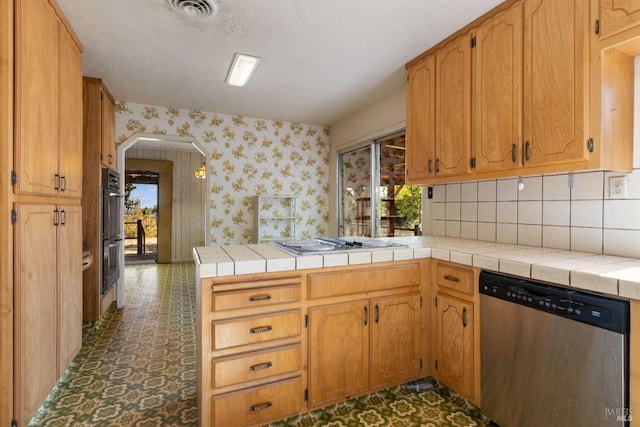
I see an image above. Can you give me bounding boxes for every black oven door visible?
[102,237,122,294]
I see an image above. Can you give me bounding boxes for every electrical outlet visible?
[609,176,627,199]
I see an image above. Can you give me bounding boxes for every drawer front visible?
[436,263,473,295]
[212,344,301,388]
[212,310,301,350]
[212,285,300,312]
[308,262,421,299]
[213,376,302,426]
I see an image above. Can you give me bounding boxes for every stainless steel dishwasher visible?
[479,271,630,427]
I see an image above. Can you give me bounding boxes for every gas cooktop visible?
[271,237,408,256]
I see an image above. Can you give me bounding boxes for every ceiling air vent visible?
[168,0,218,18]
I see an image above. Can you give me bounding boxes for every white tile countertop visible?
[193,236,640,300]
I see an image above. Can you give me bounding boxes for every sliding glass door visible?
[338,131,422,238]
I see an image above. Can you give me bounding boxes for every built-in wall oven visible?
[102,169,122,294]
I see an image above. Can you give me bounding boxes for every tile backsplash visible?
[427,169,640,258]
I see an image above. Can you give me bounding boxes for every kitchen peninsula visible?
[194,236,640,426]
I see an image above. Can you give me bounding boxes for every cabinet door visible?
[600,0,640,38]
[101,89,116,168]
[435,293,474,399]
[57,205,83,375]
[523,0,588,166]
[14,204,58,425]
[370,293,421,390]
[58,25,83,199]
[435,36,471,177]
[406,56,436,182]
[14,0,59,195]
[308,300,369,407]
[473,4,523,172]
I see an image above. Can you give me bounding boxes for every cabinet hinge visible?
[304,389,308,401]
[420,296,423,307]
[595,19,600,35]
[304,314,309,328]
[435,296,438,308]
[11,210,16,225]
[587,138,594,153]
[435,359,438,370]
[470,157,476,169]
[420,358,423,369]
[10,170,16,186]
[471,36,476,48]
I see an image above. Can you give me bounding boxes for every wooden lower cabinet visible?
[432,260,480,405]
[308,292,422,408]
[196,261,428,426]
[370,293,422,390]
[14,203,82,424]
[435,292,475,399]
[212,377,303,427]
[308,300,370,407]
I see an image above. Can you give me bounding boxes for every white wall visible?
[328,86,407,235]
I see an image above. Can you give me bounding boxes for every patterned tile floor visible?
[30,262,488,427]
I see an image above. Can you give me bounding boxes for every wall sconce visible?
[195,163,206,179]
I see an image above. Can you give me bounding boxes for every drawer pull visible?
[250,325,273,334]
[249,294,272,302]
[443,275,460,283]
[249,361,273,372]
[249,401,273,412]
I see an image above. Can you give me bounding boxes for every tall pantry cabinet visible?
[12,0,84,425]
[82,77,116,323]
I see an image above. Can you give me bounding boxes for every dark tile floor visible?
[29,262,488,427]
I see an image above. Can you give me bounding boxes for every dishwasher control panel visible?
[479,271,629,334]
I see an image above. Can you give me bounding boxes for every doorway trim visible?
[116,132,210,309]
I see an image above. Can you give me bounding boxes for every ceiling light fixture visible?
[225,53,261,87]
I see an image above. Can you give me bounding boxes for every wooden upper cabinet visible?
[58,24,83,199]
[473,4,523,172]
[14,0,83,197]
[523,0,589,167]
[599,0,640,39]
[435,35,471,177]
[14,0,59,196]
[101,87,116,168]
[406,56,436,182]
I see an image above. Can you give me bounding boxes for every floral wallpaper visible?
[114,102,330,245]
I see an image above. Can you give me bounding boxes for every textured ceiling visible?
[57,0,503,126]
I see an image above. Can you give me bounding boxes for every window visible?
[338,131,422,237]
